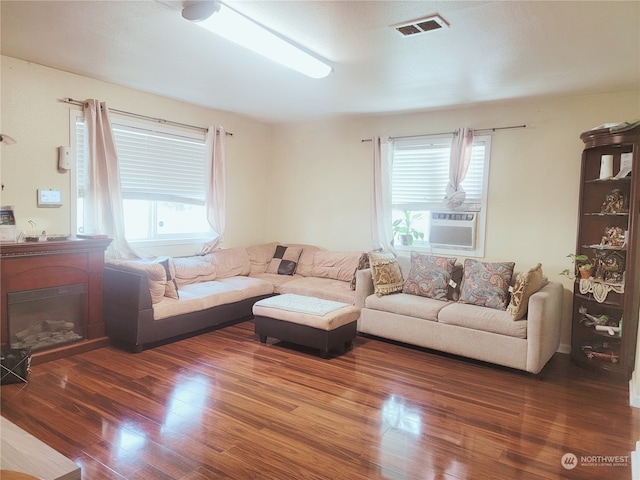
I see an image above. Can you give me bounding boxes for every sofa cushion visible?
[311,251,361,283]
[152,290,206,321]
[247,242,278,275]
[266,245,303,275]
[107,258,167,304]
[437,302,528,339]
[217,276,275,300]
[250,272,301,293]
[365,293,449,322]
[278,276,357,305]
[173,255,217,288]
[369,251,404,296]
[206,247,251,279]
[459,259,515,310]
[152,281,242,321]
[507,263,544,320]
[402,252,456,301]
[285,244,321,277]
[181,281,243,309]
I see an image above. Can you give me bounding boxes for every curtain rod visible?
[360,124,526,142]
[60,97,234,136]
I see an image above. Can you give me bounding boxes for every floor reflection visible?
[378,394,468,479]
[162,375,211,433]
[116,424,147,453]
[381,394,422,436]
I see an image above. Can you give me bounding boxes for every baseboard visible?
[557,343,571,355]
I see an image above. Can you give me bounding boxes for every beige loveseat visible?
[103,242,366,351]
[357,254,563,374]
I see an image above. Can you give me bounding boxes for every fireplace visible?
[8,284,85,352]
[1,237,112,364]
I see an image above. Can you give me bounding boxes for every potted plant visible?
[392,210,425,246]
[560,253,595,279]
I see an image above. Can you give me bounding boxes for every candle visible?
[600,155,613,180]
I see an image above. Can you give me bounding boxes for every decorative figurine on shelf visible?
[594,249,625,283]
[600,188,628,214]
[601,226,626,248]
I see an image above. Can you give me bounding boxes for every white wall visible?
[0,56,273,256]
[2,54,639,356]
[269,91,640,348]
[631,307,640,408]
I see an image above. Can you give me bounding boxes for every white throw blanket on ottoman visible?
[252,294,360,357]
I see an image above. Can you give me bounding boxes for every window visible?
[71,111,212,244]
[390,134,491,257]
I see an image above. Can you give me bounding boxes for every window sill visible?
[128,237,211,249]
[394,243,484,258]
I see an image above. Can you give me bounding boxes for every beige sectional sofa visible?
[103,242,365,351]
[357,254,564,374]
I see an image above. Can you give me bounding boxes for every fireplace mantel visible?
[1,237,112,365]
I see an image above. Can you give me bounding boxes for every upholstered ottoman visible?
[252,294,360,358]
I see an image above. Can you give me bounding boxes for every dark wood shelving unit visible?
[570,124,640,379]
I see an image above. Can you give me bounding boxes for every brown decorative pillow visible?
[507,263,544,320]
[447,264,463,301]
[369,251,404,296]
[350,251,377,290]
[402,252,456,300]
[266,245,303,275]
[159,258,179,300]
[458,259,515,310]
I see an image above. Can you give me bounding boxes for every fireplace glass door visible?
[8,284,85,351]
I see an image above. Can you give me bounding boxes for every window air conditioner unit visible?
[429,212,477,249]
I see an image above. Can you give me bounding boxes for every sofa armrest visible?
[103,266,154,350]
[355,268,374,309]
[525,281,564,373]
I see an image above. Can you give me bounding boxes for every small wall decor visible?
[594,249,625,284]
[599,154,614,179]
[600,188,629,214]
[601,226,626,248]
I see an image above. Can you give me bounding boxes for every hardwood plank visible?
[1,320,638,479]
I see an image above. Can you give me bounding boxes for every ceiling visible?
[1,1,639,123]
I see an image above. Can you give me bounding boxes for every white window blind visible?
[75,120,206,205]
[114,125,206,204]
[392,136,488,211]
[75,118,88,199]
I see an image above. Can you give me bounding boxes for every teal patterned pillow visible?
[402,252,456,300]
[459,259,515,310]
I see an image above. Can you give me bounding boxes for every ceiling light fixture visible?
[182,1,332,79]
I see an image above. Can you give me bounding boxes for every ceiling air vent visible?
[393,14,449,37]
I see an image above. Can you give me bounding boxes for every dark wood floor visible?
[1,320,638,479]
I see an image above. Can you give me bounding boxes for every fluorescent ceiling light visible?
[182,1,332,79]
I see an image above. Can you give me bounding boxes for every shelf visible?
[593,329,623,339]
[574,293,624,308]
[572,125,639,379]
[585,177,631,184]
[584,212,629,216]
[582,244,626,251]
